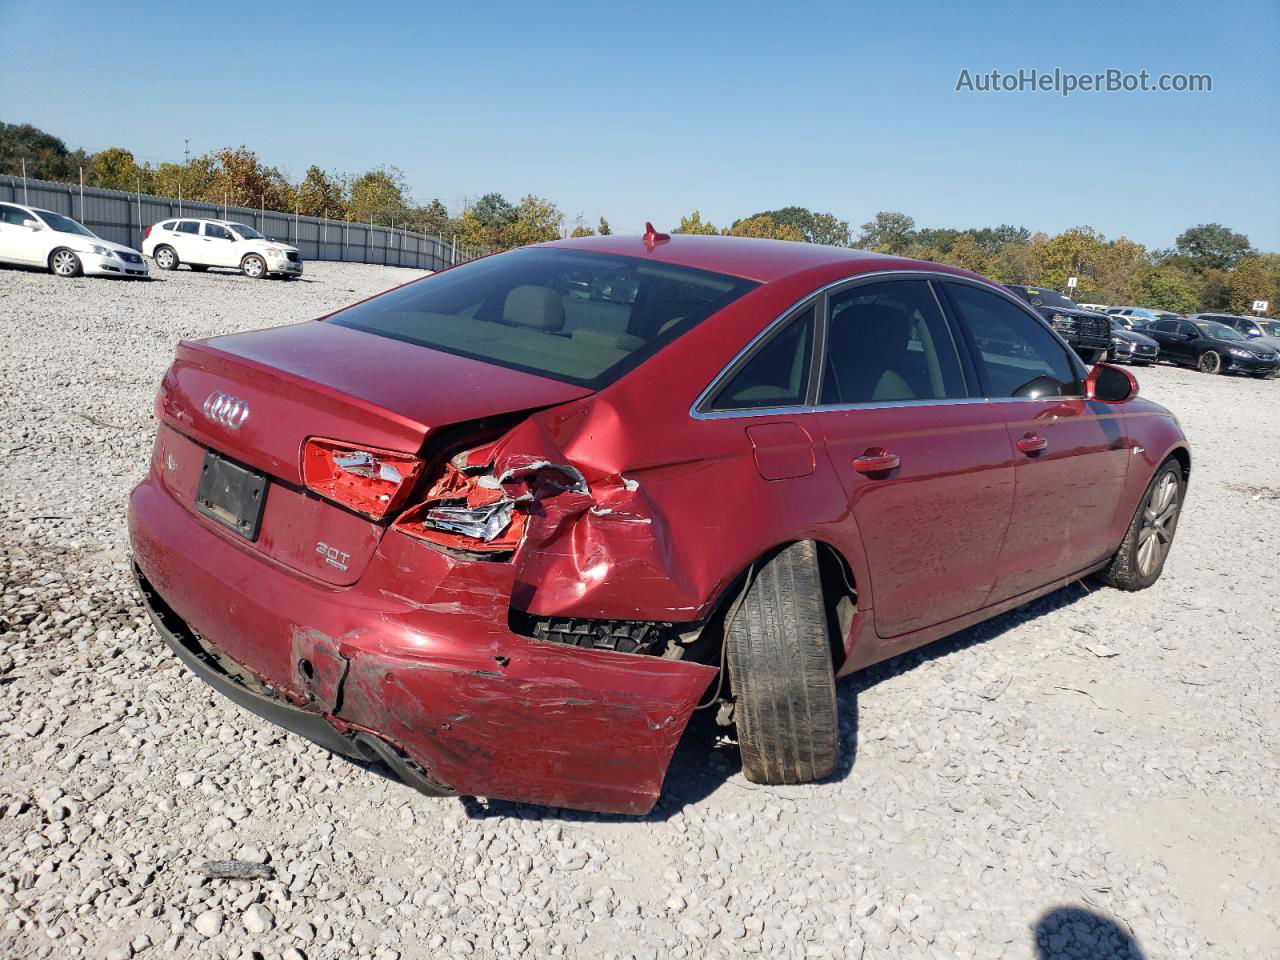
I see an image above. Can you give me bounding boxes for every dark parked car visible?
[129,232,1190,814]
[1189,313,1280,354]
[1107,317,1160,364]
[1005,285,1112,362]
[1143,318,1279,377]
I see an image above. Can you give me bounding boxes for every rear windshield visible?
[327,248,757,388]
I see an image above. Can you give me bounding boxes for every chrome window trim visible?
[691,268,1061,421]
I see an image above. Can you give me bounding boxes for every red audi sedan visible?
[129,229,1189,814]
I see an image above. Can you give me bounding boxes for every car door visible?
[171,220,202,262]
[0,204,47,265]
[1143,320,1184,361]
[810,277,1016,639]
[201,222,239,267]
[940,280,1132,600]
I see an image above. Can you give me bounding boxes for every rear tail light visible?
[302,438,424,521]
[144,225,153,240]
[394,460,526,554]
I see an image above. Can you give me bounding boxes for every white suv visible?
[143,218,302,279]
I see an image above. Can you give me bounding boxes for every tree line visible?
[3,121,1274,315]
[675,208,1277,317]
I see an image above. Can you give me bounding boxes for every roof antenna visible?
[643,221,670,248]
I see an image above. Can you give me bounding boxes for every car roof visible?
[541,233,965,284]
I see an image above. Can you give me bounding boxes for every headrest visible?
[503,286,565,331]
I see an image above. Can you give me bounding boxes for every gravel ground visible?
[1,260,1278,960]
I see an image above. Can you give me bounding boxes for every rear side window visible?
[821,280,966,405]
[205,223,233,239]
[944,283,1081,398]
[159,220,177,231]
[710,307,815,411]
[0,204,28,225]
[328,248,757,389]
[176,221,200,234]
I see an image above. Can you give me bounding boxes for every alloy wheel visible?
[52,251,79,276]
[1198,351,1221,374]
[156,248,175,269]
[243,256,265,278]
[1136,472,1179,577]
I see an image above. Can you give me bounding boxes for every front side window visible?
[328,248,757,388]
[229,223,263,239]
[821,280,966,404]
[710,307,815,411]
[176,221,200,235]
[945,282,1081,399]
[205,223,233,240]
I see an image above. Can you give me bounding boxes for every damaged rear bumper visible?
[128,476,716,815]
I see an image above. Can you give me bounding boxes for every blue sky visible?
[2,0,1277,249]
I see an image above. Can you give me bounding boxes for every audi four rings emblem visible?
[203,391,250,429]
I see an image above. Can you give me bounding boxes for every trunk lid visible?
[155,320,593,584]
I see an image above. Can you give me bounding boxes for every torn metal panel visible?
[335,639,716,815]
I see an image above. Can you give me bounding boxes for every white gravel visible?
[1,260,1278,960]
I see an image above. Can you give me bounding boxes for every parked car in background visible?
[1004,285,1112,362]
[0,202,148,278]
[1076,302,1110,313]
[1190,313,1280,354]
[1107,317,1160,364]
[129,231,1191,814]
[1106,306,1184,326]
[143,218,302,279]
[1143,318,1278,377]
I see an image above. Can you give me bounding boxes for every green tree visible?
[296,165,348,218]
[408,199,453,239]
[1228,257,1277,316]
[855,211,915,254]
[1039,226,1104,292]
[569,215,595,238]
[1139,265,1199,313]
[939,233,994,275]
[502,195,564,247]
[348,165,410,224]
[0,122,86,180]
[725,214,805,241]
[88,147,147,191]
[597,217,612,236]
[674,210,719,235]
[1175,223,1254,271]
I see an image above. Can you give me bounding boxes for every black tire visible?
[153,245,180,271]
[725,541,838,784]
[49,248,82,278]
[240,254,267,279]
[1100,459,1184,591]
[189,264,209,272]
[1197,350,1222,374]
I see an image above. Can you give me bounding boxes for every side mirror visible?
[22,219,41,230]
[1086,362,1138,403]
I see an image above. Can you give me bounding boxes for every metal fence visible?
[0,174,488,272]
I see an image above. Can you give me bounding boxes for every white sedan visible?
[0,201,148,278]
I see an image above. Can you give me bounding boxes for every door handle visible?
[1016,433,1048,454]
[852,448,900,474]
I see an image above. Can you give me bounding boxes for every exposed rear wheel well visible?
[1168,446,1191,483]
